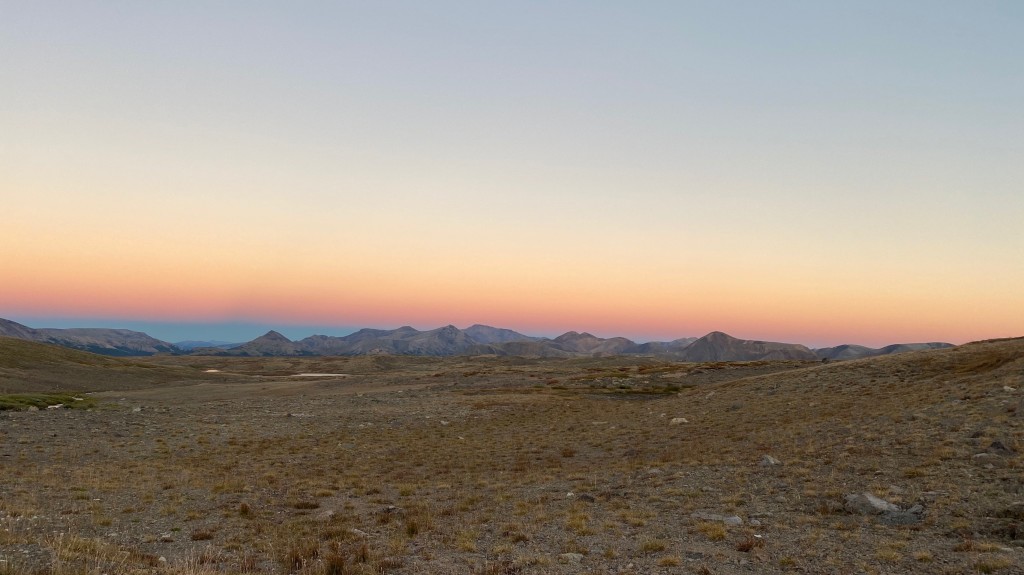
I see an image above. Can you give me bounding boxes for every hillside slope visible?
[0,337,231,392]
[0,318,180,356]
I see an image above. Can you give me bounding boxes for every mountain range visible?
[0,318,179,356]
[814,342,954,360]
[0,317,954,361]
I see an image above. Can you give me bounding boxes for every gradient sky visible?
[2,2,1022,347]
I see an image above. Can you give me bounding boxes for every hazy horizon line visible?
[3,314,979,350]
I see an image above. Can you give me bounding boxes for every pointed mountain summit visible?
[256,330,291,343]
[681,331,817,362]
[231,330,305,356]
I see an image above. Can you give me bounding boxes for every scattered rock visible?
[559,552,584,564]
[577,493,596,503]
[691,511,725,522]
[669,417,688,425]
[988,440,1015,455]
[131,407,143,413]
[880,505,925,526]
[973,453,1007,467]
[844,493,900,515]
[845,493,924,525]
[759,455,782,467]
[691,511,741,525]
[158,533,174,543]
[26,406,39,412]
[1004,386,1017,392]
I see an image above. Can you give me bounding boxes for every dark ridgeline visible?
[0,317,955,360]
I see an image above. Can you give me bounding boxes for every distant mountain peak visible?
[555,331,593,342]
[256,330,291,343]
[682,331,815,362]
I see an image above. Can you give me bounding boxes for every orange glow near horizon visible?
[3,3,1022,348]
[3,243,1020,347]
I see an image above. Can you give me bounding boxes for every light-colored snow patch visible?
[204,369,221,373]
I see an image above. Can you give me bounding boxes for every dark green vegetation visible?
[0,392,97,411]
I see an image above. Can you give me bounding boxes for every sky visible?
[2,1,1022,347]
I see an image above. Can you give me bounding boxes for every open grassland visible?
[0,337,239,394]
[1,339,1023,574]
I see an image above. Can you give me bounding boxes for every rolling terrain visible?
[1,337,1022,574]
[0,337,245,393]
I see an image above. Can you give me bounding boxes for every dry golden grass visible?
[1,338,1022,573]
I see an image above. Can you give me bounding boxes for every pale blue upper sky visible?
[3,2,1022,346]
